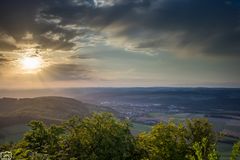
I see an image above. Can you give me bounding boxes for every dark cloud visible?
[0,0,240,56]
[0,0,39,38]
[69,54,93,59]
[41,0,240,56]
[0,54,14,65]
[41,63,92,80]
[37,37,75,51]
[0,42,18,51]
[0,0,89,51]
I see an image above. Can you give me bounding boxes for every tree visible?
[60,113,138,160]
[231,140,240,160]
[3,113,221,160]
[136,119,218,160]
[11,113,139,160]
[186,137,218,160]
[21,121,64,159]
[185,118,218,159]
[136,121,188,160]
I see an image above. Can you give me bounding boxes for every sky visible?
[0,0,240,89]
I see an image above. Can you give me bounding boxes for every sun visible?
[21,56,43,72]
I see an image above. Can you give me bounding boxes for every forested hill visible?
[0,96,114,127]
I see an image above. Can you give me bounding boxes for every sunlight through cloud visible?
[20,56,43,73]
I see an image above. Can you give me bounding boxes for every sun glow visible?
[21,56,43,72]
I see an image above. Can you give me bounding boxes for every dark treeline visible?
[0,113,240,160]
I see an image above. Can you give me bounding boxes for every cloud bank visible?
[0,0,240,85]
[0,0,239,56]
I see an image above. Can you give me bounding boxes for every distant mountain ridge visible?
[0,96,111,127]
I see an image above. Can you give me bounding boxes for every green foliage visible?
[0,142,13,152]
[136,119,219,160]
[186,137,219,160]
[2,112,237,160]
[59,113,138,160]
[136,121,188,160]
[21,121,64,159]
[231,140,240,160]
[11,113,139,160]
[185,118,219,160]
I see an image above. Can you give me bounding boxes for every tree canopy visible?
[0,112,239,160]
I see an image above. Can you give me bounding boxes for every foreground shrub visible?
[231,140,240,160]
[13,113,139,160]
[1,112,234,160]
[136,119,219,160]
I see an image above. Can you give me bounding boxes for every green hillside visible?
[0,96,113,143]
